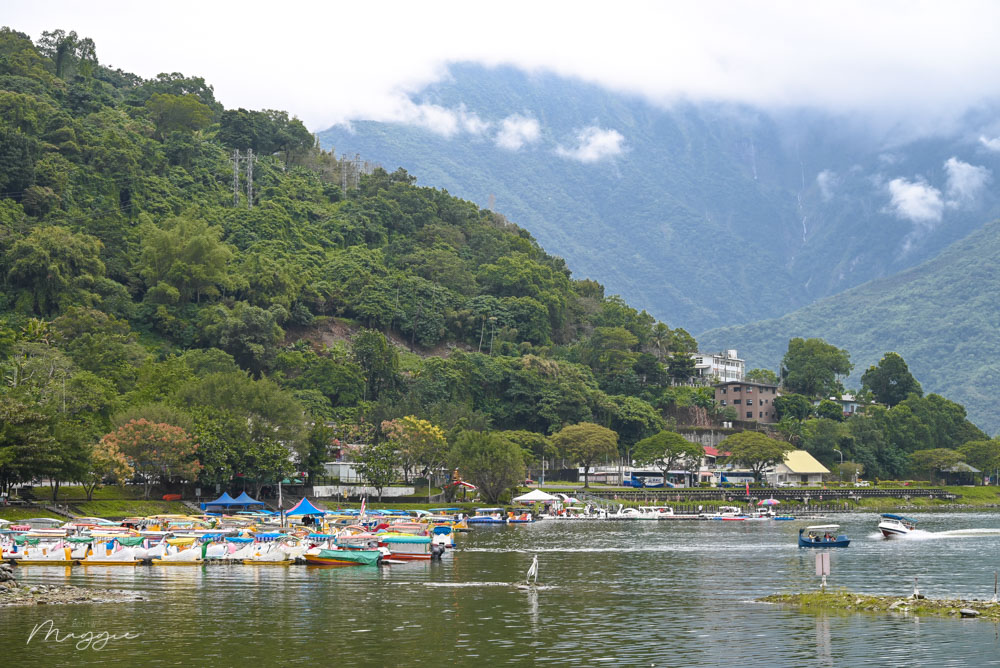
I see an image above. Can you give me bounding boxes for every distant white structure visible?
[694,349,744,383]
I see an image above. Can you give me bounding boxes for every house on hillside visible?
[714,381,781,423]
[694,350,744,383]
[767,450,830,486]
[812,393,865,418]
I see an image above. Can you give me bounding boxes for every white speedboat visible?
[878,513,916,538]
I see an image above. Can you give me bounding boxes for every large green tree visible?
[449,431,525,504]
[550,422,618,487]
[633,431,704,483]
[780,337,852,398]
[721,431,794,483]
[861,352,922,407]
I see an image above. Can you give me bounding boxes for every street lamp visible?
[833,448,843,482]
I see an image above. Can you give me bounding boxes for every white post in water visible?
[994,571,998,603]
[815,552,830,590]
[913,577,920,598]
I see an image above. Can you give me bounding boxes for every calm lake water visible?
[6,512,1000,666]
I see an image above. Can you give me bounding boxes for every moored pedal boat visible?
[304,548,383,566]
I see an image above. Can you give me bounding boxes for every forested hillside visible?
[0,28,706,495]
[700,218,1000,435]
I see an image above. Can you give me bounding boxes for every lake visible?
[5,512,1000,666]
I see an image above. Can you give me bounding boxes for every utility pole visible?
[245,148,255,208]
[232,149,241,206]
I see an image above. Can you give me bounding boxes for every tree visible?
[144,93,213,139]
[100,419,200,498]
[746,368,779,385]
[139,216,233,304]
[721,431,793,483]
[449,431,525,504]
[550,422,618,488]
[780,337,852,398]
[355,441,399,502]
[79,439,133,501]
[909,448,962,482]
[381,416,447,502]
[959,439,1000,478]
[773,393,814,421]
[496,430,552,468]
[0,394,58,495]
[666,352,697,384]
[197,303,284,375]
[861,352,922,408]
[801,418,851,469]
[633,431,704,483]
[352,329,399,401]
[6,226,105,316]
[815,399,845,421]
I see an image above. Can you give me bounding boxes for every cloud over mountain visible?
[887,178,944,225]
[556,127,625,163]
[495,115,541,150]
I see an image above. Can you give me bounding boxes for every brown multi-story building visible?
[714,381,781,423]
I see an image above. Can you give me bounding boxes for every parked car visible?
[854,480,870,487]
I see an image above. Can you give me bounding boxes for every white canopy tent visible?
[512,489,559,503]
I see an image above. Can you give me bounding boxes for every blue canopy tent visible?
[200,491,266,511]
[285,497,327,516]
[200,492,236,511]
[232,492,265,507]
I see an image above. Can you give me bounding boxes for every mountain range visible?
[318,64,1000,334]
[318,64,1000,432]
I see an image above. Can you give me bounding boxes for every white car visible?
[854,480,870,487]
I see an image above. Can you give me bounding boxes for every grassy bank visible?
[760,590,1000,621]
[70,500,191,518]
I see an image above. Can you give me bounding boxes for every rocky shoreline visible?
[0,563,142,607]
[759,590,1000,621]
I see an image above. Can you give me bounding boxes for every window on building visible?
[747,399,754,406]
[720,400,727,406]
[733,386,742,392]
[746,411,753,419]
[759,411,764,418]
[747,387,753,393]
[733,399,741,405]
[721,388,727,394]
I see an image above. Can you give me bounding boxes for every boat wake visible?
[869,528,1000,541]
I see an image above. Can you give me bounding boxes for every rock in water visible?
[960,609,980,618]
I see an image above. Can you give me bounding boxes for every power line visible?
[232,149,241,207]
[245,148,255,209]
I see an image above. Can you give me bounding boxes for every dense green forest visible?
[0,28,994,503]
[0,28,709,499]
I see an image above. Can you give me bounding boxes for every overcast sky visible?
[8,1,1000,131]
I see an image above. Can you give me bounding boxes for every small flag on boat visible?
[746,482,750,496]
[360,497,366,519]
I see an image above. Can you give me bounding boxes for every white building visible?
[694,349,744,383]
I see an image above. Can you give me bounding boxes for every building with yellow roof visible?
[768,450,830,486]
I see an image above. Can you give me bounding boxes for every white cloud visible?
[555,127,626,163]
[816,170,837,201]
[886,178,944,224]
[9,2,1000,130]
[495,115,541,151]
[979,135,1000,152]
[944,157,991,207]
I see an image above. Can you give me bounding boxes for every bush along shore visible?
[0,563,141,607]
[759,590,1000,621]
